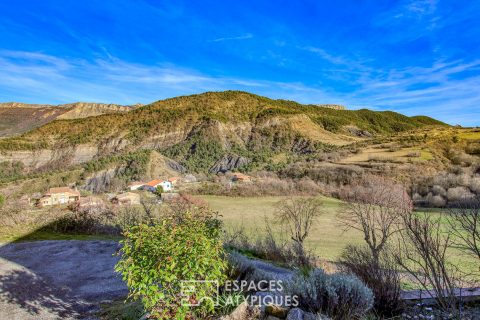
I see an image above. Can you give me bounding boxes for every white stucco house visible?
[128,181,145,191]
[143,179,173,192]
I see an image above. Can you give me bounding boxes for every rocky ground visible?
[0,240,127,319]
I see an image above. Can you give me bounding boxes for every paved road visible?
[0,240,128,319]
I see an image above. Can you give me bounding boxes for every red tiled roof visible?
[145,179,164,187]
[47,187,80,196]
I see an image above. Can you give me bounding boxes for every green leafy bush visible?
[115,210,227,319]
[0,194,5,208]
[155,185,164,196]
[286,268,373,319]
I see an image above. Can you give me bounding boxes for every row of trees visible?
[272,176,479,316]
[339,176,479,316]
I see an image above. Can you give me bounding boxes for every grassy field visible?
[200,195,479,275]
[199,195,363,261]
[339,146,433,164]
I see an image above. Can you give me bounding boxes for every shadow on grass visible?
[13,227,122,243]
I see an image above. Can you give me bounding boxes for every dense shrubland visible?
[0,161,25,182]
[162,137,225,173]
[0,91,443,152]
[412,151,479,207]
[82,149,151,174]
[194,173,329,197]
[337,176,480,318]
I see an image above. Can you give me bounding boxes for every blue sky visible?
[0,1,479,125]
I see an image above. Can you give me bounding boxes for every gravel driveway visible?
[0,240,128,319]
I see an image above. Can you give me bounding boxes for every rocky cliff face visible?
[56,102,134,119]
[0,114,320,172]
[209,155,250,173]
[0,145,98,170]
[0,102,135,137]
[0,91,444,175]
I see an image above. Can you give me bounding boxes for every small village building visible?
[168,177,180,186]
[128,181,145,191]
[77,196,105,210]
[232,173,251,182]
[38,187,80,207]
[143,179,173,192]
[112,192,140,206]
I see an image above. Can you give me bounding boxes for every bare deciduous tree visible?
[448,196,480,264]
[116,205,143,231]
[338,176,412,265]
[395,212,460,312]
[140,196,159,225]
[274,197,324,245]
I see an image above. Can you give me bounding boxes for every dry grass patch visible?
[198,195,363,261]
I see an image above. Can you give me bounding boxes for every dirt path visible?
[0,240,127,319]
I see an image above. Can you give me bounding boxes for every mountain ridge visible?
[0,102,139,137]
[0,91,447,174]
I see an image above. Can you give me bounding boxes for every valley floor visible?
[200,195,360,261]
[199,195,479,277]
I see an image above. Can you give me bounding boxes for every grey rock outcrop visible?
[83,168,124,193]
[286,308,304,320]
[209,154,250,173]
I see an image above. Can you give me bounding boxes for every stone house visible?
[77,196,105,210]
[112,192,140,206]
[38,187,81,207]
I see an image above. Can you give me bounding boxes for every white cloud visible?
[0,50,334,105]
[0,50,479,126]
[212,33,253,42]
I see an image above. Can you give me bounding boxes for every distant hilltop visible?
[0,102,142,137]
[0,102,143,110]
[315,104,346,110]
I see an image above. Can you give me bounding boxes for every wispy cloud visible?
[341,59,480,125]
[0,50,479,126]
[0,50,333,105]
[301,46,348,66]
[212,33,253,42]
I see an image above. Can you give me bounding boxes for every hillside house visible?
[168,177,180,186]
[38,187,80,207]
[143,179,173,192]
[77,196,104,209]
[112,192,140,206]
[128,181,145,191]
